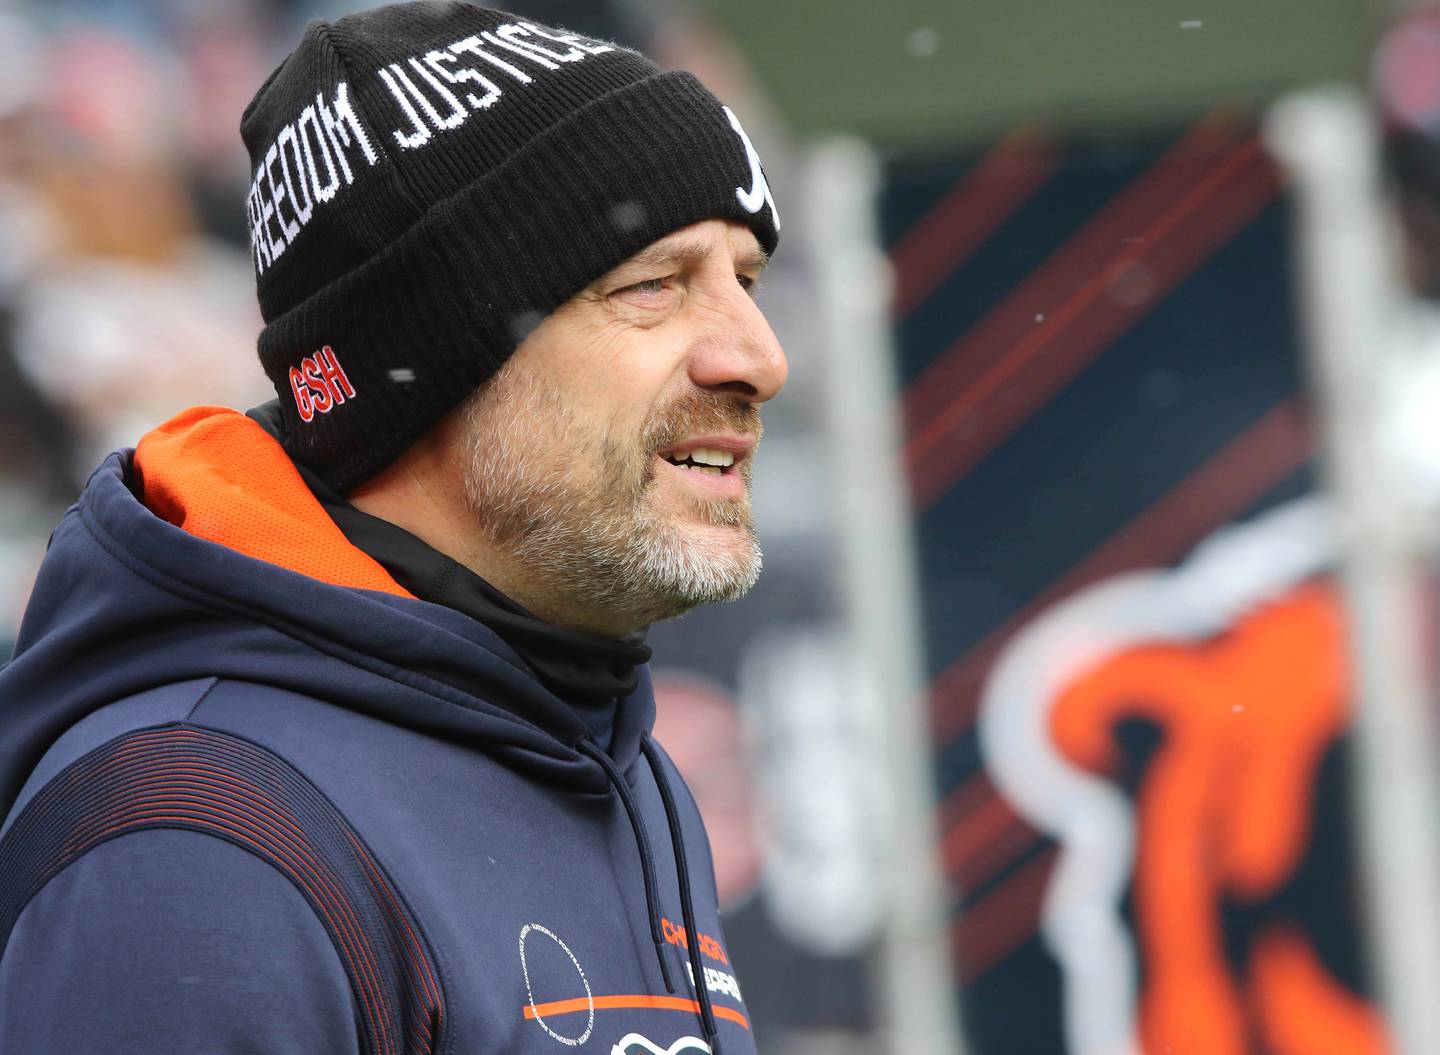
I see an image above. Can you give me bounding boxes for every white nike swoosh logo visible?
[724,105,779,231]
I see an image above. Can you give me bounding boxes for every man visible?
[0,4,785,1054]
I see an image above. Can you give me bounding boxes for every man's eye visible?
[621,278,666,295]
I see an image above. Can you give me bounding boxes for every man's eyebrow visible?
[611,239,771,277]
[737,245,771,274]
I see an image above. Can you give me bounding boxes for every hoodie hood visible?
[0,406,655,817]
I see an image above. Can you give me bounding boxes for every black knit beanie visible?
[240,1,780,491]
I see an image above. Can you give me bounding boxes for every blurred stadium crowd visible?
[0,0,299,646]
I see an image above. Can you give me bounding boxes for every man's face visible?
[457,219,787,632]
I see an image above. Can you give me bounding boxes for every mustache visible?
[641,393,763,455]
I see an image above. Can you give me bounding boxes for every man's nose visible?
[686,282,788,403]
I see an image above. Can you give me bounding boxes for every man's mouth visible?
[653,437,753,498]
[659,446,737,477]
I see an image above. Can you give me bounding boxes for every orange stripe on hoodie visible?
[133,406,413,599]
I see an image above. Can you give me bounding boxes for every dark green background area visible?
[702,0,1373,150]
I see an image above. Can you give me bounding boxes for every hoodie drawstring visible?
[640,734,720,1054]
[577,736,722,1055]
[576,738,678,996]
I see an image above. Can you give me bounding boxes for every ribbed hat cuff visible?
[258,70,778,492]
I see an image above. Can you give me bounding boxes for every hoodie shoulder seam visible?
[183,677,221,720]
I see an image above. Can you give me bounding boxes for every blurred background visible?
[7,0,1440,1053]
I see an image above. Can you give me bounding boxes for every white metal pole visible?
[804,137,968,1055]
[1267,87,1440,1055]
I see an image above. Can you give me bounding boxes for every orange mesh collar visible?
[133,406,413,599]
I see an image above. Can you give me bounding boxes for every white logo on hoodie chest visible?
[518,923,595,1046]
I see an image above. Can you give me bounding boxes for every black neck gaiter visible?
[247,402,650,745]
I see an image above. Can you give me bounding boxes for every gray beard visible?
[459,369,763,628]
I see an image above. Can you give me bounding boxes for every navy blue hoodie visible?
[0,406,753,1055]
